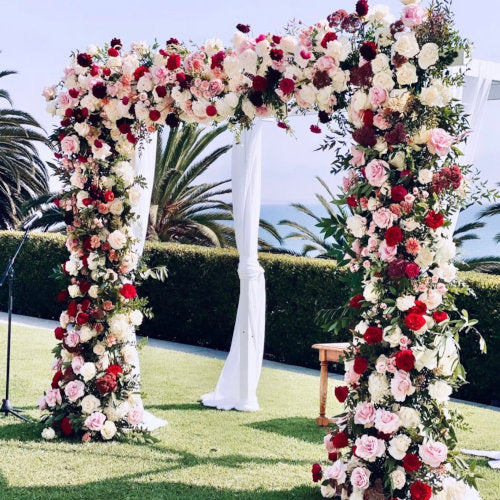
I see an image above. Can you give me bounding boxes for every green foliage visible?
[0,231,499,404]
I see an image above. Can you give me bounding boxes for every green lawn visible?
[0,324,499,500]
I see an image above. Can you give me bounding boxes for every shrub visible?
[0,231,498,404]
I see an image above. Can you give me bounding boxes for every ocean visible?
[260,203,500,260]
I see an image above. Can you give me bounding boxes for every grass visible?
[0,324,499,500]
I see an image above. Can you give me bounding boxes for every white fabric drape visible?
[448,63,493,235]
[201,119,266,411]
[130,132,167,431]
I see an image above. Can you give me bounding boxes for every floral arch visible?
[40,0,484,498]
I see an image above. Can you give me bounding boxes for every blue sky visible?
[0,0,499,207]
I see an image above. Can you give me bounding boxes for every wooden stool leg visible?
[316,360,330,426]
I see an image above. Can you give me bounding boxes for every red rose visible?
[403,453,421,472]
[410,481,432,500]
[81,298,91,311]
[385,226,403,247]
[328,451,339,461]
[76,53,92,67]
[353,356,368,374]
[310,125,321,134]
[252,75,268,92]
[155,85,167,98]
[54,327,66,340]
[332,431,349,449]
[51,370,63,389]
[107,364,123,377]
[79,281,91,294]
[363,326,383,344]
[68,88,79,98]
[408,300,427,315]
[236,23,250,33]
[92,82,107,99]
[279,78,295,94]
[166,54,181,71]
[349,293,364,309]
[60,417,73,436]
[391,185,408,202]
[149,109,161,122]
[311,463,322,482]
[206,105,217,117]
[211,51,225,70]
[90,65,100,77]
[269,48,283,61]
[103,67,111,77]
[96,373,117,395]
[104,190,114,202]
[360,41,377,61]
[76,312,89,325]
[362,109,374,126]
[347,195,358,207]
[433,311,448,323]
[108,47,119,57]
[321,32,338,49]
[405,263,420,278]
[334,385,349,403]
[57,289,68,304]
[277,122,289,130]
[425,210,444,230]
[67,301,77,318]
[127,132,137,144]
[405,313,426,331]
[119,283,137,299]
[395,349,415,371]
[356,0,369,16]
[133,65,150,80]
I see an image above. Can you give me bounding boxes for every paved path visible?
[1,311,499,412]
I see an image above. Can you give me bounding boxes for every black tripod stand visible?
[0,226,33,422]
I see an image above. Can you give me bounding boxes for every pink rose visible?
[369,87,388,107]
[65,331,80,348]
[427,128,453,157]
[45,389,62,408]
[365,159,389,187]
[419,441,448,468]
[373,113,391,130]
[378,240,398,262]
[325,460,347,484]
[126,406,144,426]
[60,135,81,155]
[354,435,386,462]
[374,409,401,435]
[350,146,366,167]
[183,52,206,73]
[354,402,376,427]
[153,66,169,84]
[345,368,361,385]
[324,434,336,453]
[402,4,428,27]
[64,380,85,402]
[373,207,393,228]
[206,79,224,97]
[38,396,48,411]
[391,370,415,402]
[71,355,85,375]
[57,92,73,108]
[315,55,338,74]
[350,466,371,490]
[84,411,107,431]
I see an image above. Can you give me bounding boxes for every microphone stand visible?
[0,228,31,422]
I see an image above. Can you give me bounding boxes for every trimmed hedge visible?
[0,231,498,404]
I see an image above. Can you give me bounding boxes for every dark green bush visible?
[0,231,498,404]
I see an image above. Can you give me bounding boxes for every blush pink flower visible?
[402,4,428,27]
[355,435,386,462]
[84,411,107,431]
[127,406,144,426]
[71,355,85,375]
[427,128,453,157]
[369,87,388,107]
[324,434,336,453]
[373,208,393,229]
[354,402,376,427]
[405,237,421,255]
[315,55,338,74]
[374,408,401,435]
[350,146,366,167]
[391,370,415,402]
[419,441,448,468]
[324,460,347,484]
[373,114,391,130]
[350,466,371,490]
[60,135,81,155]
[378,240,398,262]
[365,159,389,187]
[45,388,62,407]
[65,331,80,348]
[64,380,85,402]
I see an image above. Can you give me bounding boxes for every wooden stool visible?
[312,342,349,426]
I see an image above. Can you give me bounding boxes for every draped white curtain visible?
[201,119,266,411]
[448,62,493,235]
[130,132,167,430]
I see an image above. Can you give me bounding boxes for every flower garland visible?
[311,1,488,499]
[39,16,360,441]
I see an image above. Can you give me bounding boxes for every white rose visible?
[88,285,99,299]
[398,407,421,428]
[241,99,256,119]
[346,215,367,238]
[81,395,101,414]
[396,295,416,311]
[401,0,420,4]
[372,70,395,91]
[414,347,438,371]
[320,484,336,498]
[298,84,316,106]
[419,289,442,310]
[428,380,452,403]
[435,239,456,264]
[86,44,99,56]
[101,420,117,440]
[112,161,135,187]
[280,35,297,53]
[74,122,90,137]
[383,325,402,348]
[418,169,433,184]
[371,53,390,74]
[397,63,418,86]
[393,32,420,58]
[400,218,420,232]
[93,343,106,356]
[109,199,124,215]
[389,151,406,170]
[351,90,370,112]
[80,362,97,382]
[79,325,95,342]
[42,427,56,440]
[363,280,380,304]
[419,85,442,107]
[367,4,395,25]
[368,372,390,404]
[375,27,393,47]
[129,309,143,326]
[390,467,406,490]
[128,186,141,206]
[415,247,434,268]
[418,42,439,69]
[122,344,136,363]
[108,230,127,250]
[67,284,81,298]
[75,190,89,209]
[388,434,411,460]
[109,314,133,342]
[436,337,459,376]
[434,263,457,283]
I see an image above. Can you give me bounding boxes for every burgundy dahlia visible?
[236,23,250,33]
[355,0,369,17]
[353,126,377,147]
[360,41,377,61]
[76,53,92,67]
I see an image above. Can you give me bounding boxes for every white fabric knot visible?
[238,258,264,280]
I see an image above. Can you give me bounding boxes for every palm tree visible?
[279,176,343,257]
[148,123,281,248]
[0,69,49,228]
[479,184,500,244]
